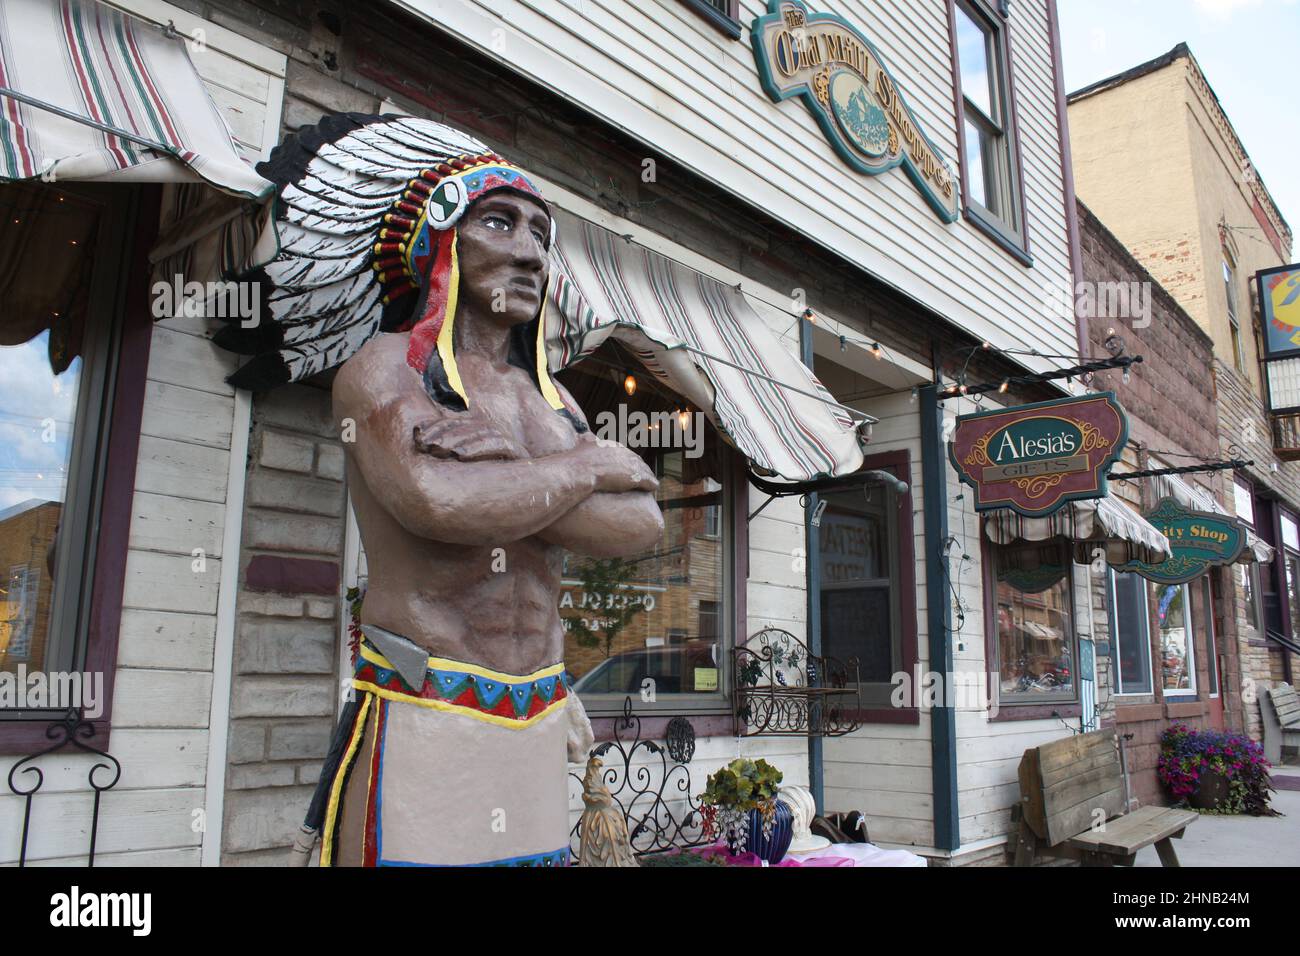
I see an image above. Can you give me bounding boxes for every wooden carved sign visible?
[948,393,1128,517]
[1117,497,1247,584]
[750,0,959,222]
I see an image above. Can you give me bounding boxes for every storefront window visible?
[991,540,1075,703]
[818,483,899,707]
[1,183,117,701]
[1108,570,1152,695]
[557,351,730,711]
[1157,583,1196,695]
[1201,577,1219,697]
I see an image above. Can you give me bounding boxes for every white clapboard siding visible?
[0,1,285,867]
[408,0,1075,373]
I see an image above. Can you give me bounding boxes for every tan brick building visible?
[1068,43,1297,741]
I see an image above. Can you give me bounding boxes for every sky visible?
[0,332,78,513]
[1058,0,1299,253]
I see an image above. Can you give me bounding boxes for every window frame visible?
[814,449,917,724]
[0,184,156,753]
[677,0,741,40]
[1225,256,1247,374]
[1107,568,1154,697]
[571,448,742,721]
[983,535,1081,718]
[947,0,1032,266]
[1156,580,1198,698]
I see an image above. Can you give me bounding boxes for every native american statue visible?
[219,113,663,867]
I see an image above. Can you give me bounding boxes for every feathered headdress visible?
[217,112,580,428]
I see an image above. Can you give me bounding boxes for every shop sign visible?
[1117,497,1247,584]
[948,393,1128,517]
[751,0,959,222]
[1257,262,1300,359]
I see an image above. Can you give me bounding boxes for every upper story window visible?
[1224,255,1247,373]
[952,0,1028,263]
[678,0,741,40]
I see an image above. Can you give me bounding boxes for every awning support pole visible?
[0,86,174,155]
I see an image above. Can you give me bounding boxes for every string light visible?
[803,308,816,324]
[870,342,882,359]
[998,379,1009,393]
[623,373,637,396]
[677,409,691,430]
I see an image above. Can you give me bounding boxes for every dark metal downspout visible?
[920,383,960,851]
[801,318,825,812]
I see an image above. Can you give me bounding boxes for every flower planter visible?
[1189,769,1230,811]
[743,800,793,864]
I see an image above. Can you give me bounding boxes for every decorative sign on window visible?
[1117,498,1247,585]
[750,0,959,222]
[948,393,1129,517]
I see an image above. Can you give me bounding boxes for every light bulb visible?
[623,374,637,396]
[998,379,1009,393]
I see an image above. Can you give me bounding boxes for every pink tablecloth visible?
[690,842,927,867]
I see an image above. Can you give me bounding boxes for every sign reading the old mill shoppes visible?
[1118,497,1247,584]
[948,394,1129,517]
[751,0,959,222]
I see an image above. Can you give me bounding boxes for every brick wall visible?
[1079,200,1224,803]
[221,383,346,864]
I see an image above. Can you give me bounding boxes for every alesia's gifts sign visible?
[948,393,1129,517]
[1118,497,1247,584]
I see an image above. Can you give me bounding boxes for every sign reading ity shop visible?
[1118,497,1247,585]
[948,393,1129,517]
[751,0,959,222]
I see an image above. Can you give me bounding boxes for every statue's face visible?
[453,191,551,329]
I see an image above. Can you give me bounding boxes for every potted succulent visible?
[699,758,793,863]
[1157,722,1278,816]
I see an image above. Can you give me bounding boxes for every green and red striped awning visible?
[0,0,270,198]
[546,209,870,482]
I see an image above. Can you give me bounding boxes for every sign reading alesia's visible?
[1118,497,1247,584]
[751,0,959,222]
[948,393,1129,517]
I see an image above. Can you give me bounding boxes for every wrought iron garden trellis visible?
[568,696,707,860]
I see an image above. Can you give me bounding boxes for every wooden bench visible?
[1262,683,1300,765]
[1010,727,1197,867]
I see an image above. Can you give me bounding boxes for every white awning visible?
[1149,472,1275,565]
[0,0,271,199]
[984,495,1172,567]
[546,208,869,481]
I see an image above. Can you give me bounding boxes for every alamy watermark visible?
[592,404,704,459]
[0,665,104,718]
[1043,276,1152,328]
[151,273,260,327]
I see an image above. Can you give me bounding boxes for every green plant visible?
[698,758,784,852]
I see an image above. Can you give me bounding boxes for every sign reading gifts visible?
[1118,497,1247,584]
[948,393,1129,517]
[751,0,959,222]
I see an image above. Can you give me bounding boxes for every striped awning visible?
[985,495,1172,567]
[1149,472,1275,564]
[546,209,868,481]
[0,0,271,198]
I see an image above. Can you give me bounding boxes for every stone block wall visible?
[221,382,347,864]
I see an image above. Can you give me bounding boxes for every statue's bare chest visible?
[457,361,580,458]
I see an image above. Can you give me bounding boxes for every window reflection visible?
[0,330,82,675]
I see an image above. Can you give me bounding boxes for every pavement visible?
[1134,764,1300,866]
